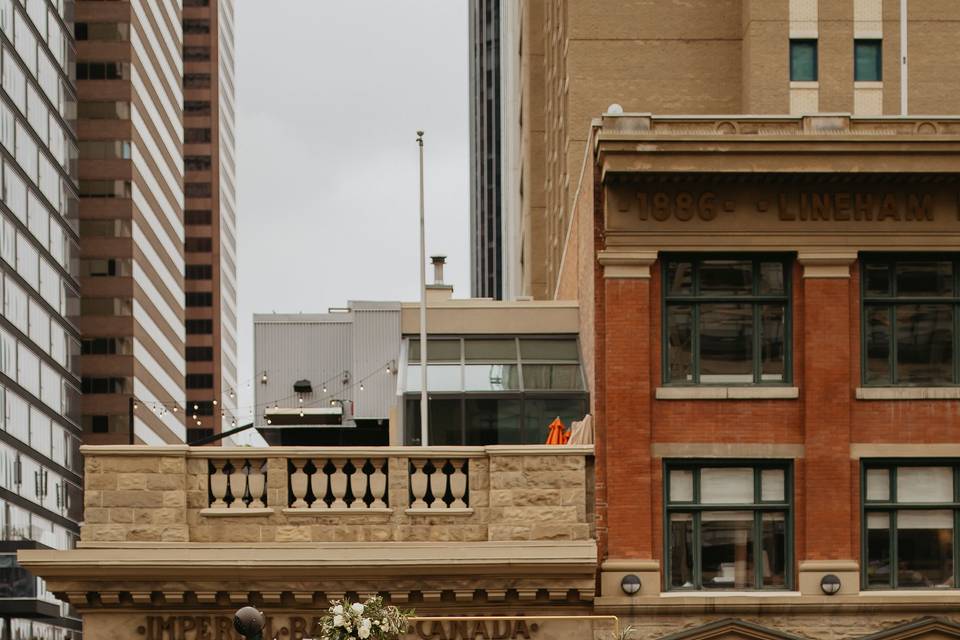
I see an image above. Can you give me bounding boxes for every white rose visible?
[358,619,372,639]
[351,602,365,614]
[333,614,344,627]
[332,605,344,615]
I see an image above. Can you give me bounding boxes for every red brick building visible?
[559,112,960,637]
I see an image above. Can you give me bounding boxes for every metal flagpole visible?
[417,131,429,446]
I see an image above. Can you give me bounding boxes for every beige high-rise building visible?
[76,0,187,444]
[518,0,960,299]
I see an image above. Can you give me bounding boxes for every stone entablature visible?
[80,445,594,545]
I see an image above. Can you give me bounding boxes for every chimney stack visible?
[431,256,446,285]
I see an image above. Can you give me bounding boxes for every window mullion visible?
[693,510,702,589]
[753,301,761,384]
[890,304,898,385]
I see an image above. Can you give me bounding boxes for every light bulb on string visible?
[231,419,236,427]
[298,396,303,404]
[133,401,138,410]
[299,409,304,418]
[322,385,327,393]
[213,399,218,406]
[229,390,235,399]
[359,383,364,391]
[193,404,198,411]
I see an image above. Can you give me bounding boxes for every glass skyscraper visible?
[0,0,83,638]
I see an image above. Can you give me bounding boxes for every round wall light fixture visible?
[620,574,641,596]
[820,574,841,595]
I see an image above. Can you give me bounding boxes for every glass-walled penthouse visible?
[401,335,588,445]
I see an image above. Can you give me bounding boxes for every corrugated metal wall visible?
[253,302,400,421]
[351,302,401,419]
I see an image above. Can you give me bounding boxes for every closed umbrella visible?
[545,417,568,445]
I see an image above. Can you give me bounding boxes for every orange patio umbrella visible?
[545,417,569,445]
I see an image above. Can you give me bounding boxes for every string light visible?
[359,383,364,391]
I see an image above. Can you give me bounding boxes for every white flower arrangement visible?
[316,596,410,640]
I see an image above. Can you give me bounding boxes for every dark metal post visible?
[128,395,135,445]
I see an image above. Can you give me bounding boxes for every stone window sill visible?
[656,387,799,400]
[405,508,474,516]
[200,507,274,517]
[282,507,393,515]
[659,590,802,598]
[856,387,960,400]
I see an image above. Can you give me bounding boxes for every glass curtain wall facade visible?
[0,0,83,637]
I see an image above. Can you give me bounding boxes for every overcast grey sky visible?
[234,2,469,422]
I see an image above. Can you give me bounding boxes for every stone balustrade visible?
[80,445,593,544]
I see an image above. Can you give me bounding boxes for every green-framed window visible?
[855,39,882,82]
[862,461,960,589]
[665,461,792,591]
[663,255,792,385]
[790,39,818,82]
[861,255,959,385]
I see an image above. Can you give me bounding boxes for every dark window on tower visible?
[183,46,211,61]
[185,210,213,225]
[188,400,215,415]
[183,19,210,34]
[184,74,211,89]
[185,182,212,197]
[81,377,126,393]
[184,101,211,116]
[186,319,214,334]
[82,338,117,354]
[789,39,818,82]
[186,346,214,361]
[185,237,213,252]
[186,374,214,389]
[184,128,212,144]
[76,62,125,80]
[185,264,213,280]
[185,292,213,307]
[185,155,212,171]
[91,415,108,433]
[74,22,88,40]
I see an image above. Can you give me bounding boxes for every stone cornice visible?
[597,250,658,278]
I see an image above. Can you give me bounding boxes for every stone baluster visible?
[289,458,310,509]
[329,458,348,509]
[209,459,229,509]
[368,459,387,509]
[448,459,468,509]
[247,460,266,508]
[309,459,328,509]
[349,459,368,509]
[429,460,448,509]
[409,459,429,509]
[228,459,249,508]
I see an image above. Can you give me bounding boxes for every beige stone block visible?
[85,456,103,473]
[117,473,149,490]
[153,508,185,525]
[146,473,185,491]
[186,458,207,474]
[309,525,335,542]
[488,524,532,540]
[86,473,117,490]
[275,526,311,542]
[158,457,185,474]
[160,526,189,542]
[133,509,153,525]
[162,491,186,508]
[102,489,162,508]
[216,523,261,543]
[83,524,129,541]
[187,490,208,509]
[104,457,160,473]
[85,490,102,507]
[110,508,134,524]
[83,507,109,524]
[499,505,578,523]
[489,457,523,473]
[258,525,276,542]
